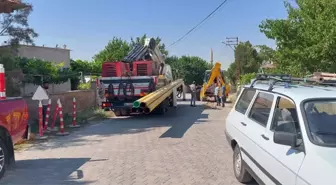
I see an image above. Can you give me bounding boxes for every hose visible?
[125,81,135,99]
[107,84,114,99]
[117,82,126,101]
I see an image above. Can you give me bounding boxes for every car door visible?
[241,91,276,185]
[226,88,257,152]
[261,95,306,185]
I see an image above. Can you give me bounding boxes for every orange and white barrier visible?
[44,99,51,132]
[50,99,59,131]
[56,99,69,136]
[38,101,43,137]
[69,97,80,128]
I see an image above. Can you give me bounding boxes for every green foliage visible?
[226,62,237,85]
[17,57,78,84]
[93,37,130,65]
[240,73,257,85]
[78,82,91,90]
[1,2,38,45]
[234,41,262,74]
[259,0,336,76]
[226,41,262,85]
[166,55,211,85]
[130,34,169,56]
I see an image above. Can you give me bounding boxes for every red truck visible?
[97,38,173,116]
[0,98,28,179]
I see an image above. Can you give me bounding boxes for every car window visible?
[304,100,336,146]
[271,97,301,136]
[235,88,256,114]
[248,92,274,127]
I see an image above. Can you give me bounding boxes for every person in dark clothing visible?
[221,84,226,107]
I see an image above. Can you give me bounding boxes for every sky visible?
[24,0,288,69]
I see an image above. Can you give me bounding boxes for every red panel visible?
[132,61,152,76]
[102,62,130,77]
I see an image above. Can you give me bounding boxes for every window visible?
[235,89,256,114]
[248,92,274,127]
[271,97,300,135]
[304,100,336,146]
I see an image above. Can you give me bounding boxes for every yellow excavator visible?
[197,62,230,101]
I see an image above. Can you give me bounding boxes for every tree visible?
[130,34,169,56]
[93,37,130,65]
[234,41,262,75]
[226,62,237,85]
[259,0,336,76]
[175,56,211,85]
[256,45,276,63]
[166,56,180,79]
[0,3,38,46]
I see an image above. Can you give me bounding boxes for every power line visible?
[169,0,230,47]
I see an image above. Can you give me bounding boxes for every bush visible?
[240,73,257,85]
[78,83,91,90]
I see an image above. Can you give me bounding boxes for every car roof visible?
[244,83,336,102]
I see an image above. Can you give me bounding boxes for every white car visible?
[225,75,336,185]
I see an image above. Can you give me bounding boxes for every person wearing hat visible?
[189,81,196,106]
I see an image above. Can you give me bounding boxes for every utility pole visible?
[224,37,239,80]
[210,48,213,67]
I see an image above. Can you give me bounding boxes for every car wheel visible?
[0,138,8,179]
[233,145,253,183]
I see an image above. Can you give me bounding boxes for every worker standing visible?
[221,83,226,107]
[214,83,221,107]
[189,81,196,107]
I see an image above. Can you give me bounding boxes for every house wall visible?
[15,45,72,95]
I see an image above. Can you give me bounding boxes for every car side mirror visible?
[273,123,298,147]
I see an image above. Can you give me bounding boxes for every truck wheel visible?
[154,99,168,115]
[0,138,8,180]
[114,110,121,117]
[233,145,253,183]
[120,109,130,116]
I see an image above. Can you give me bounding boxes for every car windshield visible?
[304,100,336,146]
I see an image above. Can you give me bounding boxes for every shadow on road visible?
[2,158,94,185]
[23,101,209,150]
[95,103,208,138]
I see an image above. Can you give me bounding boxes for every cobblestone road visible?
[2,99,257,185]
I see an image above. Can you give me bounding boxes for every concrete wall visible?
[21,79,71,96]
[17,45,70,67]
[24,89,97,124]
[15,45,72,95]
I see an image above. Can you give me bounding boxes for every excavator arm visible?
[200,62,229,101]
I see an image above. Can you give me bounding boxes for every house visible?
[1,44,72,95]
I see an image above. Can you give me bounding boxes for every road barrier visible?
[56,100,69,136]
[0,64,5,100]
[50,99,59,131]
[43,99,51,133]
[69,97,80,128]
[35,101,48,140]
[38,101,43,137]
